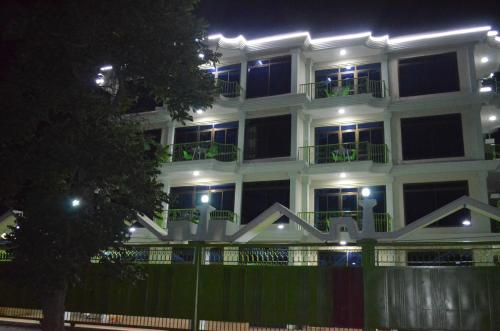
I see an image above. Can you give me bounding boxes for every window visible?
[244,115,291,160]
[398,52,460,97]
[241,180,290,224]
[217,64,240,84]
[170,184,235,211]
[401,113,464,160]
[315,63,381,97]
[314,122,384,163]
[314,186,386,232]
[403,181,470,227]
[246,56,291,98]
[216,64,241,97]
[174,122,238,145]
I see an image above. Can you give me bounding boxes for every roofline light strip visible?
[208,25,493,47]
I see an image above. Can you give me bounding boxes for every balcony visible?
[216,79,242,98]
[485,144,500,160]
[298,142,389,165]
[299,77,386,100]
[297,211,392,232]
[168,141,239,162]
[167,209,237,223]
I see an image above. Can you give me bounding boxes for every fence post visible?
[360,239,377,331]
[192,242,203,331]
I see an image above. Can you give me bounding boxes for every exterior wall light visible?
[198,53,205,59]
[277,224,285,229]
[338,108,345,114]
[339,49,347,56]
[201,194,209,203]
[480,56,489,63]
[71,199,81,207]
[339,172,347,178]
[193,170,200,176]
[480,87,492,92]
[100,65,113,71]
[489,115,497,121]
[462,220,471,226]
[196,109,204,114]
[129,227,136,233]
[361,187,371,197]
[339,240,347,245]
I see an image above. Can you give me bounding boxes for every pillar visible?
[380,54,389,98]
[290,48,300,94]
[385,179,394,231]
[233,175,243,226]
[359,238,377,331]
[291,109,298,159]
[467,45,478,93]
[239,59,247,101]
[289,172,301,230]
[237,111,246,161]
[301,176,311,216]
[166,120,176,161]
[383,113,392,164]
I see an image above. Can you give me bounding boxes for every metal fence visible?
[299,78,386,99]
[298,142,389,165]
[169,141,239,162]
[297,211,392,232]
[375,244,500,267]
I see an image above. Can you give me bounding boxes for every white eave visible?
[208,26,500,54]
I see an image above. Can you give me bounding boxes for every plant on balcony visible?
[206,143,219,159]
[0,1,218,330]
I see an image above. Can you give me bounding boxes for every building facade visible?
[131,26,500,244]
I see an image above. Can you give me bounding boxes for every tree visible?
[0,1,217,330]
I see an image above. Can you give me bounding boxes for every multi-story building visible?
[127,25,500,245]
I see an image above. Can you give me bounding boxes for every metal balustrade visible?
[485,143,500,160]
[299,78,386,99]
[298,142,389,164]
[216,79,242,98]
[167,208,200,223]
[375,244,500,266]
[297,211,393,232]
[168,141,239,162]
[209,210,237,222]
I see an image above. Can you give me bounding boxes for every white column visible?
[380,55,389,98]
[233,175,243,226]
[290,109,298,159]
[301,176,311,215]
[383,113,392,164]
[471,172,491,233]
[237,111,246,162]
[467,45,478,93]
[166,120,176,160]
[290,49,300,94]
[385,179,395,231]
[305,58,312,85]
[162,178,171,228]
[289,173,301,230]
[239,59,247,101]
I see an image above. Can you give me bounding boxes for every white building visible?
[130,26,500,244]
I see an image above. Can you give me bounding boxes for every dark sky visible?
[196,0,500,39]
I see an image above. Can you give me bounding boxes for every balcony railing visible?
[479,77,499,94]
[485,143,500,160]
[209,210,237,222]
[167,209,237,223]
[297,211,392,232]
[216,79,242,98]
[299,142,389,164]
[168,141,238,162]
[167,209,200,223]
[299,78,386,99]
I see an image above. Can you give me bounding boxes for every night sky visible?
[196,0,500,39]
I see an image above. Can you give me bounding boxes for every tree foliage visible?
[0,1,217,328]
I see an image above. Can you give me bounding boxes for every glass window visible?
[170,184,235,210]
[241,180,290,224]
[318,251,361,267]
[407,251,473,266]
[314,186,386,214]
[398,52,460,97]
[244,115,291,160]
[403,181,470,227]
[174,121,239,146]
[217,64,241,84]
[401,113,464,160]
[247,56,291,98]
